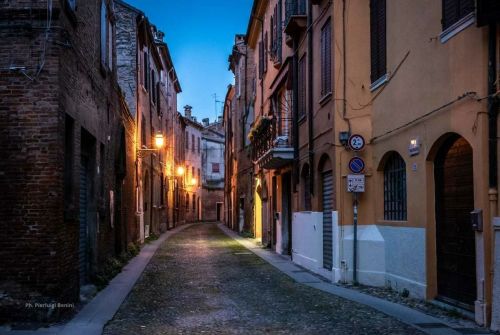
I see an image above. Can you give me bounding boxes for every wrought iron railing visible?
[251,116,293,162]
[285,0,307,27]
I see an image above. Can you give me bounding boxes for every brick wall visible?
[201,188,224,222]
[0,0,136,322]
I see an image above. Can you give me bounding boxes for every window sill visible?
[377,219,408,226]
[439,12,475,44]
[319,91,332,106]
[370,74,389,92]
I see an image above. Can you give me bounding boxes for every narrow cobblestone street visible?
[103,223,423,335]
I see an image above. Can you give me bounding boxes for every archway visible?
[433,134,476,307]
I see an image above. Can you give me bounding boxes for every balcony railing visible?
[285,0,307,26]
[284,0,307,46]
[251,116,294,170]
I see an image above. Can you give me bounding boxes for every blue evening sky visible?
[125,0,253,122]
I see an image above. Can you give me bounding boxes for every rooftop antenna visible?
[212,93,223,122]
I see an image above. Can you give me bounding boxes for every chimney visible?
[202,118,210,127]
[184,105,192,119]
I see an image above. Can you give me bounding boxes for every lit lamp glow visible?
[176,166,185,176]
[191,177,197,186]
[154,132,165,149]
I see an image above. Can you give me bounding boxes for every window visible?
[185,132,189,149]
[370,0,387,84]
[192,134,195,152]
[192,166,195,180]
[298,55,306,118]
[141,115,146,146]
[143,51,149,91]
[67,0,76,11]
[197,137,201,154]
[442,0,474,30]
[383,152,407,221]
[258,40,264,79]
[151,70,156,104]
[186,193,189,211]
[301,164,311,211]
[320,19,332,97]
[264,32,268,73]
[100,1,107,69]
[198,168,201,186]
[270,1,283,63]
[192,194,196,210]
[212,163,220,173]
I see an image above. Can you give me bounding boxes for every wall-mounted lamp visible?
[176,166,185,176]
[339,131,350,147]
[137,132,165,158]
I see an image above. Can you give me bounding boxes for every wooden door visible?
[435,135,476,307]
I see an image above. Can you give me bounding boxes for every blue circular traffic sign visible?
[349,157,365,174]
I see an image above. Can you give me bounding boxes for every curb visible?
[0,224,194,335]
[217,223,494,335]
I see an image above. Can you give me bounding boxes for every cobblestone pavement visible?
[103,223,423,335]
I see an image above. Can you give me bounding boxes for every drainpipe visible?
[307,0,314,196]
[292,37,299,193]
[488,23,498,219]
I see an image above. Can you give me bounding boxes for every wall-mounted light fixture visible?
[137,132,165,158]
[339,131,350,147]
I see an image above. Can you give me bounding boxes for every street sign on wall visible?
[347,174,365,193]
[348,134,365,152]
[348,157,365,174]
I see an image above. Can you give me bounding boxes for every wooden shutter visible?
[320,19,332,96]
[298,55,306,118]
[442,0,474,30]
[370,0,386,83]
[264,32,268,73]
[258,41,264,78]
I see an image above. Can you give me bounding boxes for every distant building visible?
[182,105,203,223]
[201,115,225,222]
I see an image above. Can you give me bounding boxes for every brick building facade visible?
[0,0,136,321]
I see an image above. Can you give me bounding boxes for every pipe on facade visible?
[307,0,314,195]
[488,23,498,190]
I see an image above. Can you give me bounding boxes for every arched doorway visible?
[319,154,333,271]
[434,134,476,307]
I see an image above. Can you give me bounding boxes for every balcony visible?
[250,116,294,170]
[284,0,307,46]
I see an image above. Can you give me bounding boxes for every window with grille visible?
[320,19,332,97]
[370,0,386,84]
[442,0,474,30]
[298,55,306,118]
[383,152,407,221]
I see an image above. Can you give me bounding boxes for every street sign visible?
[348,134,365,151]
[347,174,365,193]
[348,157,365,174]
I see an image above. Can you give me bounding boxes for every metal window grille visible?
[383,152,407,220]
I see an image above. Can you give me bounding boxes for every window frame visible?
[369,0,387,89]
[383,152,407,221]
[320,18,332,98]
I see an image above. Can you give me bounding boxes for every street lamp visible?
[176,166,185,176]
[137,132,165,158]
[190,177,197,186]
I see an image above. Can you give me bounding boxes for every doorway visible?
[434,135,476,308]
[216,202,223,222]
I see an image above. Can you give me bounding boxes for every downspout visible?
[488,23,498,218]
[292,37,299,193]
[307,0,314,195]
